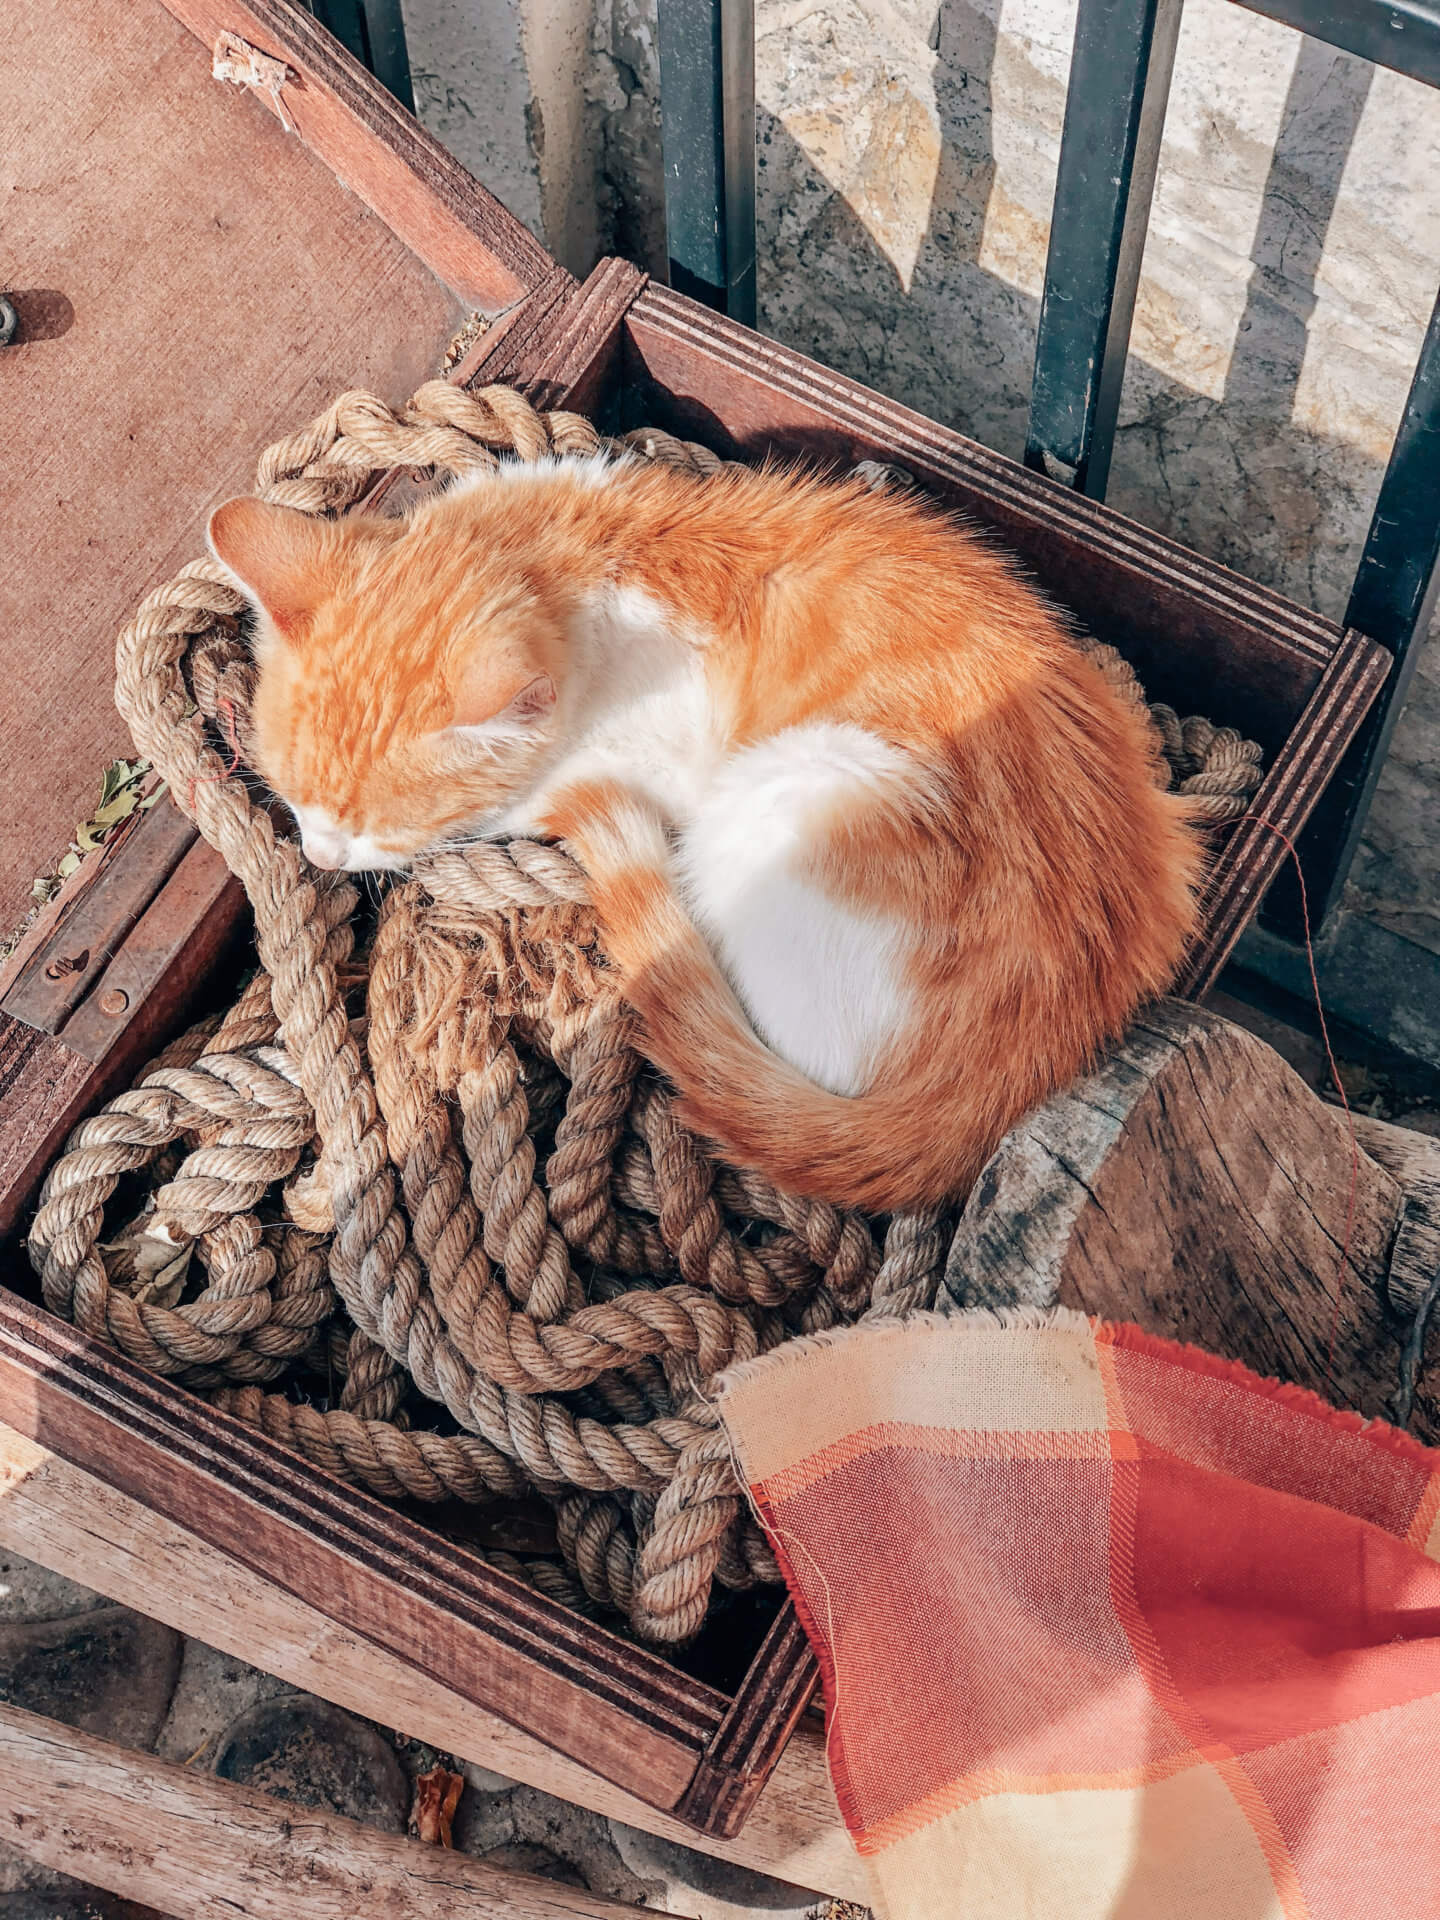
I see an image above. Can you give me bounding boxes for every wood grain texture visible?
[3,798,196,1035]
[0,1023,96,1243]
[57,837,245,1065]
[0,1427,861,1904]
[1175,636,1392,997]
[157,0,554,307]
[944,999,1418,1428]
[0,825,247,1237]
[1,0,464,932]
[0,1699,678,1920]
[497,258,649,414]
[1351,1110,1440,1321]
[674,1603,818,1838]
[0,1293,719,1810]
[0,774,167,1004]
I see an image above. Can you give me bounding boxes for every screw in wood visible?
[98,988,130,1017]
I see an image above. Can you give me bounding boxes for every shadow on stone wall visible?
[756,17,1389,616]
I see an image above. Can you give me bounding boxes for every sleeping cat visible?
[207,454,1201,1212]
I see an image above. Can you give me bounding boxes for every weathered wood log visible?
[0,1424,862,1905]
[0,1698,683,1920]
[944,998,1440,1437]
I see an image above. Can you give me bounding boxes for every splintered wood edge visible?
[156,0,556,309]
[675,1603,820,1837]
[944,998,1418,1424]
[0,1425,861,1903]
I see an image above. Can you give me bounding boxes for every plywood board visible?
[0,0,466,927]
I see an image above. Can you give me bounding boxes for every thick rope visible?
[30,378,1265,1646]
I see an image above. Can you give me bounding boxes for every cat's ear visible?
[446,653,557,744]
[207,497,334,635]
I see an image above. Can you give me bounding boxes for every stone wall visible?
[401,0,1439,1057]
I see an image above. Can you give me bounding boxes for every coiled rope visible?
[28,379,1263,1645]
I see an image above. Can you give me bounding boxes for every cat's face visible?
[208,497,561,871]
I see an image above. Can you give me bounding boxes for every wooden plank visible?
[0,1293,722,1811]
[1,0,465,932]
[502,258,650,415]
[4,798,197,1035]
[674,1603,818,1839]
[156,0,555,308]
[58,837,246,1064]
[0,1699,680,1920]
[0,1024,96,1244]
[622,285,1344,751]
[1177,635,1392,996]
[0,832,247,1239]
[0,1427,861,1903]
[0,773,167,1004]
[360,259,648,524]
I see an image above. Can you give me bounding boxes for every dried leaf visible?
[97,760,127,808]
[56,852,80,879]
[133,1242,193,1308]
[138,780,168,809]
[92,789,143,828]
[410,1766,463,1847]
[100,1200,158,1286]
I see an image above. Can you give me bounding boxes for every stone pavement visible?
[0,1547,867,1919]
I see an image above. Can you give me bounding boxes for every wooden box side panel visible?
[621,287,1346,754]
[0,1292,721,1808]
[156,0,554,308]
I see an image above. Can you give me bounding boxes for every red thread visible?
[1250,818,1358,1393]
[186,697,242,812]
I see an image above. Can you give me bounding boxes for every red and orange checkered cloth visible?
[716,1309,1440,1920]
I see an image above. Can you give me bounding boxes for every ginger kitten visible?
[208,455,1201,1211]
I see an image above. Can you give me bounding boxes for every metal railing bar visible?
[1023,0,1185,498]
[1265,284,1440,933]
[657,0,758,325]
[1231,0,1440,88]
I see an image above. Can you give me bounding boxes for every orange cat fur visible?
[209,456,1202,1211]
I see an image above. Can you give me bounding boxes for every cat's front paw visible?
[542,779,671,880]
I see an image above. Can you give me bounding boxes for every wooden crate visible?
[0,0,1391,1840]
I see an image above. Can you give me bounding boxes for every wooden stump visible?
[943,999,1440,1440]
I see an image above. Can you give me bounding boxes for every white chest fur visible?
[498,584,715,832]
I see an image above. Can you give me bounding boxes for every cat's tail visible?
[567,799,1046,1214]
